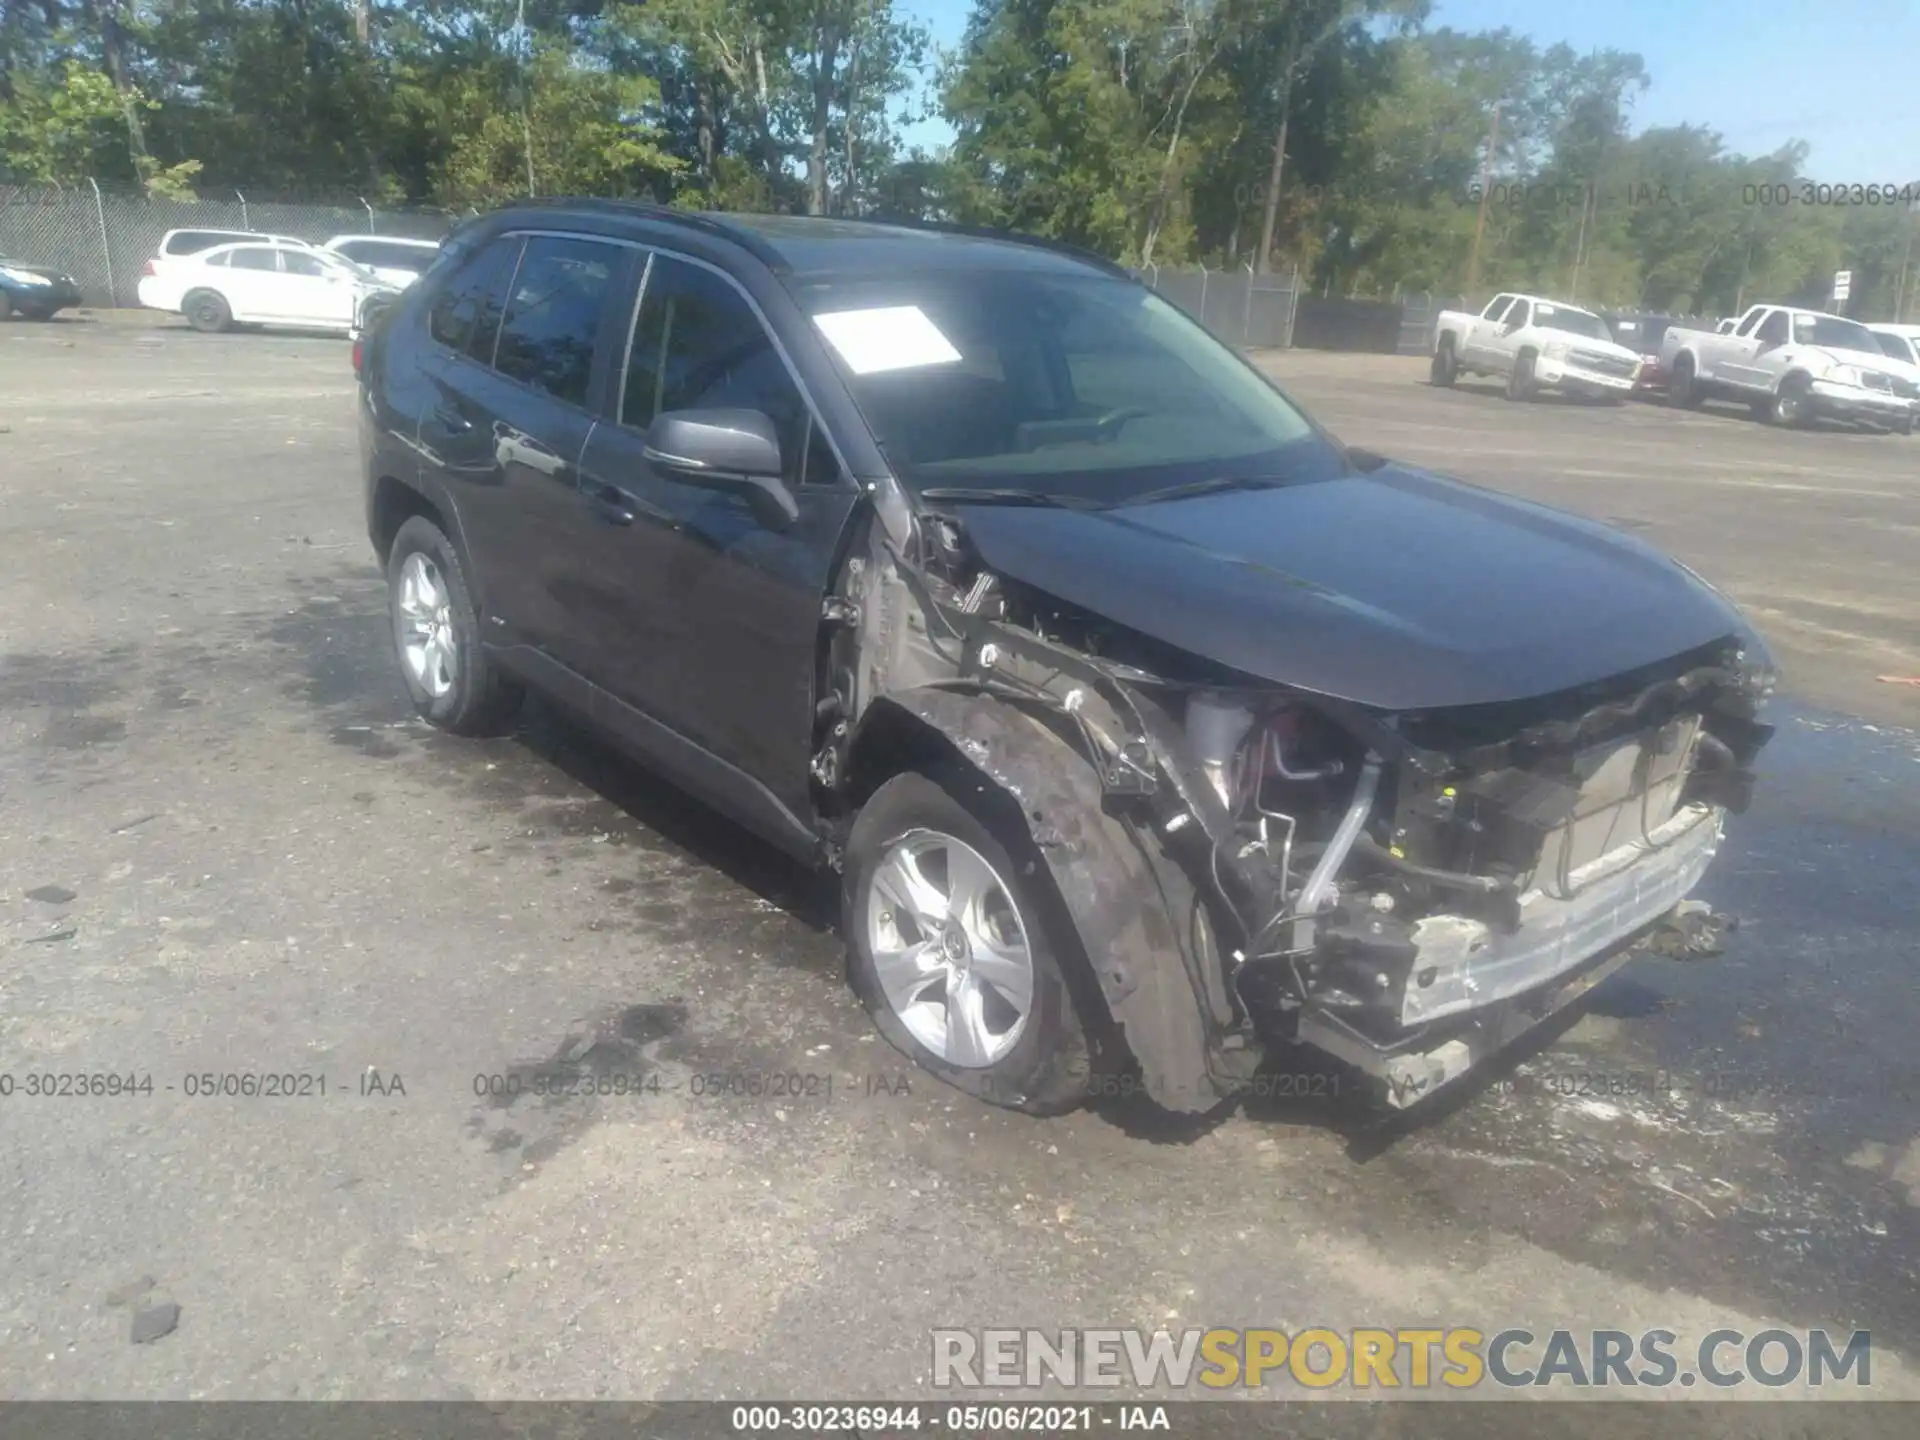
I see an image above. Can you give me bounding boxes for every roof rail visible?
[492,196,792,273]
[859,213,1134,279]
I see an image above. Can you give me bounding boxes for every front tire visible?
[184,289,232,334]
[385,515,523,735]
[1771,374,1811,428]
[1430,338,1458,388]
[845,770,1091,1115]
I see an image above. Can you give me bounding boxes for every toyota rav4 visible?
[357,201,1775,1116]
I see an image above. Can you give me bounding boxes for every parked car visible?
[322,234,442,289]
[1660,303,1920,432]
[139,240,400,335]
[144,227,315,280]
[1601,311,1689,393]
[358,201,1775,1116]
[1431,292,1644,400]
[0,254,83,320]
[1866,322,1920,368]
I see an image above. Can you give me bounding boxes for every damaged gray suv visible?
[357,201,1775,1116]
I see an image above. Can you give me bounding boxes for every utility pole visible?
[1896,199,1918,322]
[1568,180,1593,302]
[1465,100,1502,297]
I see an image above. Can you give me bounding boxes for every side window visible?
[1734,308,1763,338]
[491,235,618,408]
[1504,300,1531,329]
[282,250,327,278]
[229,247,279,272]
[1482,295,1512,321]
[428,237,522,360]
[169,231,236,256]
[1754,310,1789,345]
[621,254,819,482]
[203,250,231,268]
[1877,334,1915,365]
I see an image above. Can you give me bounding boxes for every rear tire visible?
[385,515,524,735]
[0,292,13,321]
[1505,349,1537,401]
[1897,413,1915,437]
[184,289,232,334]
[845,769,1092,1116]
[1429,338,1457,388]
[1669,356,1703,408]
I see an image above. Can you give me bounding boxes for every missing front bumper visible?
[1294,802,1727,1108]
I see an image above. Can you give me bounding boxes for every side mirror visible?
[643,409,798,529]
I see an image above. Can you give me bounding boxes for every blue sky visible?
[897,0,1916,182]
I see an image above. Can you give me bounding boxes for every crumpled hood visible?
[952,463,1755,711]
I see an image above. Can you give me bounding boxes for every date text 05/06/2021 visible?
[728,1405,1171,1432]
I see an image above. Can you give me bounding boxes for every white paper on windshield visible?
[1537,303,1558,316]
[813,305,963,375]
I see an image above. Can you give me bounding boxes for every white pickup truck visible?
[1659,303,1920,433]
[1430,292,1644,401]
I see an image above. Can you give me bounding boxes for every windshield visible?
[1790,313,1880,354]
[791,269,1329,501]
[1533,306,1612,342]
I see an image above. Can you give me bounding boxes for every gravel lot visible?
[2,319,1918,1418]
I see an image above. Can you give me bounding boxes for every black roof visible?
[494,198,1130,281]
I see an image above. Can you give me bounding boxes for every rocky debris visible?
[130,1300,181,1344]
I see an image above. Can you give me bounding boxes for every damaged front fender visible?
[861,688,1238,1113]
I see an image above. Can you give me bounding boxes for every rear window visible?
[428,237,522,359]
[491,235,618,407]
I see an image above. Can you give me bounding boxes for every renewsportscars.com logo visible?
[931,1327,1873,1391]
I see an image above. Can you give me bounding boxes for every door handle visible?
[583,483,635,526]
[432,404,473,434]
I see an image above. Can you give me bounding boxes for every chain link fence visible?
[0,183,468,307]
[1137,267,1470,357]
[1136,264,1301,349]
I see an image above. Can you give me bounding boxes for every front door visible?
[572,251,859,815]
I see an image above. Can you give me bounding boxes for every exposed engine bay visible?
[811,507,1775,1112]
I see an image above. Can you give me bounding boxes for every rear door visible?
[219,245,283,319]
[573,250,858,812]
[1489,298,1531,368]
[1718,308,1781,389]
[1464,295,1513,363]
[415,231,627,666]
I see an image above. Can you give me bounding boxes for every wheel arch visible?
[845,688,1222,1114]
[369,476,485,608]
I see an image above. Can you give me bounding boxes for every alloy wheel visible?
[863,829,1036,1068]
[395,551,458,698]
